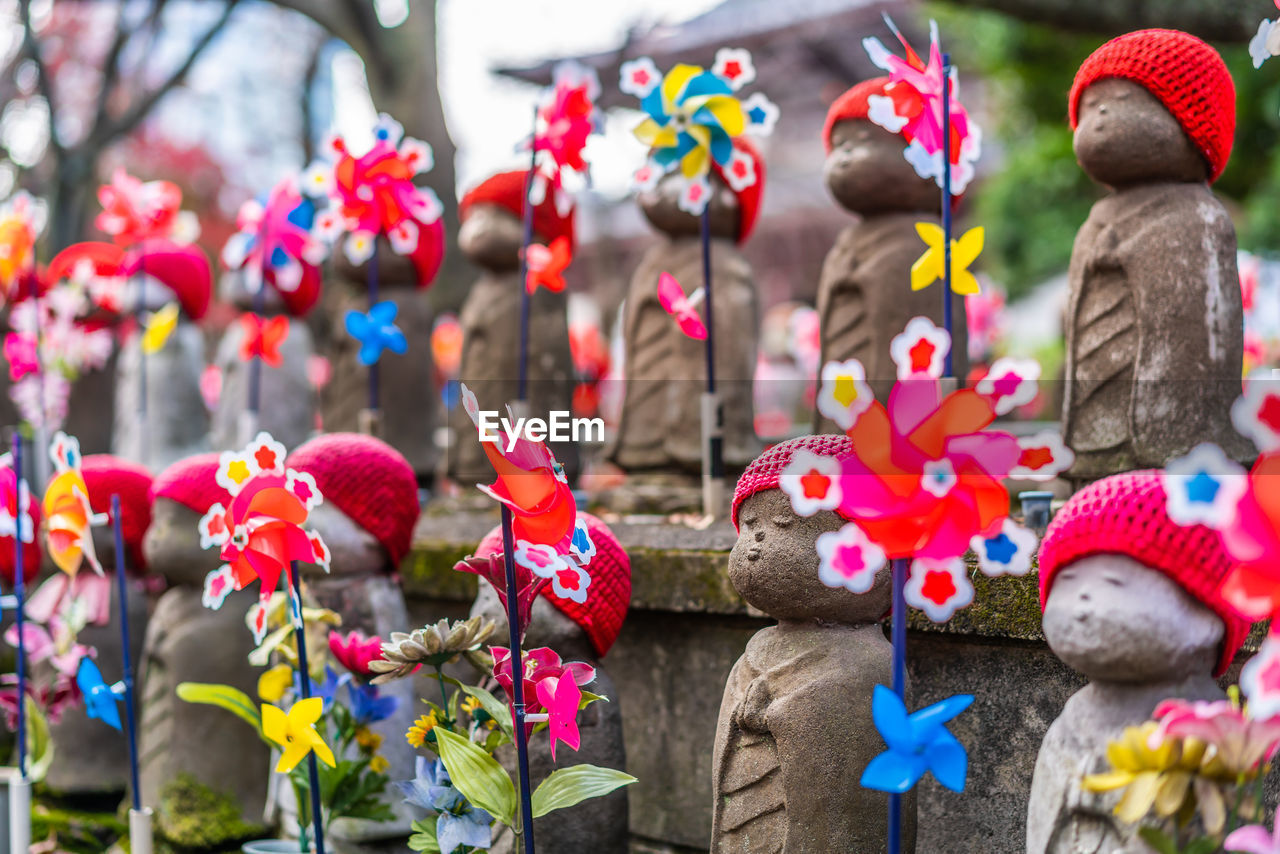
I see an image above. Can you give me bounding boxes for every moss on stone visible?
[30,799,127,853]
[399,540,481,601]
[154,773,266,851]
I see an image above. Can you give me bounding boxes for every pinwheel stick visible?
[9,434,31,853]
[289,564,328,854]
[499,506,538,854]
[245,281,267,444]
[111,496,141,810]
[888,556,909,854]
[700,206,725,518]
[516,104,538,404]
[367,249,381,424]
[941,53,954,380]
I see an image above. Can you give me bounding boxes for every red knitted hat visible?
[732,434,856,530]
[409,217,446,290]
[1038,470,1250,676]
[708,137,766,245]
[81,454,154,574]
[1069,29,1236,182]
[287,433,419,567]
[476,511,632,657]
[822,77,893,153]
[151,453,230,516]
[0,464,41,587]
[120,240,213,321]
[459,170,576,250]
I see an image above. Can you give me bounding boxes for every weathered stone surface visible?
[712,489,912,853]
[112,323,210,472]
[211,315,317,452]
[1063,78,1249,480]
[816,118,966,421]
[1028,556,1227,854]
[609,172,760,475]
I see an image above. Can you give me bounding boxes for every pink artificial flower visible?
[454,554,548,638]
[329,629,384,679]
[3,333,37,382]
[1152,698,1280,776]
[1226,805,1280,854]
[491,646,595,736]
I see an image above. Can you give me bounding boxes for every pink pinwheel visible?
[534,64,599,179]
[1208,451,1280,621]
[95,169,192,246]
[491,645,595,737]
[1227,805,1280,854]
[862,19,982,193]
[537,673,584,762]
[308,114,445,286]
[657,272,707,340]
[197,433,328,607]
[222,178,327,295]
[329,629,384,679]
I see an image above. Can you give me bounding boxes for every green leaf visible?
[1137,827,1178,854]
[176,682,262,732]
[435,727,517,827]
[461,683,514,739]
[579,690,608,711]
[531,764,636,819]
[408,819,441,853]
[25,697,52,782]
[1183,839,1219,854]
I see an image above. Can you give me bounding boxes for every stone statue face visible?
[143,498,225,586]
[1073,78,1209,187]
[824,119,940,215]
[470,578,589,654]
[1042,554,1224,683]
[729,490,892,624]
[639,171,740,240]
[458,203,525,272]
[218,268,288,312]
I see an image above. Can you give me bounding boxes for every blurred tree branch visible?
[937,0,1260,42]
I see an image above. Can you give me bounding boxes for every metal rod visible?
[941,52,954,379]
[500,506,537,853]
[699,206,724,518]
[516,103,539,403]
[289,564,326,854]
[138,255,148,422]
[111,494,141,811]
[247,283,267,420]
[888,556,909,854]
[368,246,380,415]
[10,435,25,779]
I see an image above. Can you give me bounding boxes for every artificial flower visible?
[677,175,713,216]
[76,657,121,731]
[330,629,385,678]
[815,522,886,593]
[140,302,179,355]
[345,301,407,365]
[525,237,572,296]
[1251,14,1280,69]
[911,223,983,296]
[619,57,662,99]
[974,357,1040,416]
[96,169,190,246]
[345,679,398,725]
[1010,432,1075,482]
[816,359,874,430]
[258,664,293,703]
[780,449,844,517]
[398,756,494,854]
[656,271,706,340]
[3,333,37,382]
[239,313,289,368]
[245,593,340,667]
[293,666,347,714]
[971,519,1038,578]
[492,646,595,735]
[861,685,973,793]
[888,316,951,381]
[370,616,497,684]
[537,673,583,762]
[406,711,440,748]
[262,697,336,774]
[1163,443,1248,530]
[1227,805,1280,853]
[1152,697,1280,778]
[451,555,548,645]
[904,557,974,622]
[355,727,383,752]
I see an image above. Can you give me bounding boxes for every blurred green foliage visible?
[929,3,1280,299]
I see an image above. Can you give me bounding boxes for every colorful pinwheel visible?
[525,237,572,295]
[96,169,197,246]
[0,191,44,299]
[861,685,973,793]
[222,177,327,296]
[624,48,777,214]
[307,113,445,286]
[196,432,328,609]
[43,432,105,577]
[239,313,289,368]
[345,301,407,365]
[76,657,122,731]
[657,272,707,340]
[912,224,984,295]
[528,62,601,206]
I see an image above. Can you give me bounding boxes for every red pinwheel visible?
[657,272,707,340]
[96,169,192,246]
[525,237,572,294]
[239,313,290,368]
[534,65,598,178]
[197,433,328,608]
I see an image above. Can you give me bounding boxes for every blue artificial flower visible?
[76,658,122,731]
[860,685,973,794]
[293,666,348,713]
[346,679,399,725]
[397,757,492,853]
[345,301,407,366]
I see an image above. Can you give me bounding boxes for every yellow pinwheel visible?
[632,63,748,180]
[261,698,336,774]
[43,470,103,577]
[911,223,984,295]
[141,302,179,355]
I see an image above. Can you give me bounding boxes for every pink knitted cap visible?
[151,453,229,515]
[81,454,153,573]
[1038,470,1251,676]
[732,435,855,530]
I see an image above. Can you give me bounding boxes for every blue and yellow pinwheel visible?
[632,64,748,180]
[77,657,123,731]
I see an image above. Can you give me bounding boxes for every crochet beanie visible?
[287,433,419,567]
[822,77,893,152]
[710,136,766,245]
[1069,29,1235,182]
[1038,470,1249,676]
[0,464,41,586]
[475,511,631,657]
[732,434,855,530]
[81,455,153,573]
[120,240,213,321]
[151,453,230,516]
[459,170,576,249]
[408,216,446,289]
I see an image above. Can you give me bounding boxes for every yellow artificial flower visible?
[369,755,389,774]
[461,696,482,715]
[141,303,180,355]
[261,698,336,774]
[406,712,439,748]
[257,664,293,704]
[911,223,984,295]
[1082,722,1210,827]
[355,727,383,752]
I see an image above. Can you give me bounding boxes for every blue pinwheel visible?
[860,685,973,793]
[632,64,747,180]
[345,301,407,365]
[76,657,123,731]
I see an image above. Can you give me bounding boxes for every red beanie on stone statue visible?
[81,455,154,574]
[822,77,893,153]
[1069,28,1235,182]
[151,453,230,516]
[459,170,576,250]
[732,434,856,530]
[120,240,214,320]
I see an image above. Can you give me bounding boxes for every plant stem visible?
[435,667,451,724]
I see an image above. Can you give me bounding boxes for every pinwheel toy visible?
[140,303,179,355]
[222,177,326,297]
[76,657,122,731]
[525,237,572,295]
[0,192,44,301]
[912,224,984,295]
[861,685,973,794]
[536,673,584,762]
[42,432,106,577]
[239,313,289,369]
[657,272,707,340]
[345,301,407,366]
